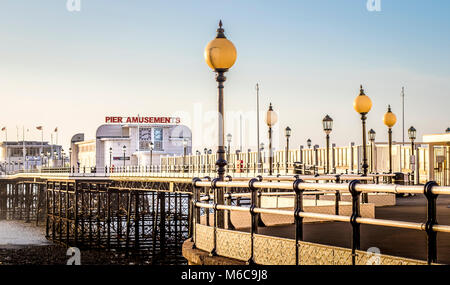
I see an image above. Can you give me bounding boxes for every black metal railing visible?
[191,178,450,265]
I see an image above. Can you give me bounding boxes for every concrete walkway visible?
[240,195,450,264]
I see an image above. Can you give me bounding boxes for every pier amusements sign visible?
[105,116,181,124]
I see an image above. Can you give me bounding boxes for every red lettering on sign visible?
[106,116,181,124]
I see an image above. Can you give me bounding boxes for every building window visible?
[154,128,163,151]
[139,127,152,150]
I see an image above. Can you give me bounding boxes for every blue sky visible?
[0,0,449,151]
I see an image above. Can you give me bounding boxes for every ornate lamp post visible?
[195,150,200,171]
[40,152,44,169]
[247,148,251,172]
[183,139,188,173]
[46,152,50,168]
[260,142,265,173]
[204,21,237,182]
[226,133,232,163]
[52,150,59,167]
[69,147,72,172]
[109,147,112,171]
[149,142,154,172]
[368,129,376,173]
[408,126,416,156]
[353,85,372,177]
[265,103,278,175]
[285,127,291,172]
[408,126,416,184]
[122,145,126,169]
[205,21,237,230]
[208,149,212,173]
[354,85,372,204]
[322,115,333,174]
[383,105,397,174]
[203,147,208,171]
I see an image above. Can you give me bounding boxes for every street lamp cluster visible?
[203,21,422,210]
[352,85,405,177]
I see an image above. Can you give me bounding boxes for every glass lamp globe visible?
[408,126,416,140]
[285,126,291,138]
[368,129,376,141]
[353,85,373,114]
[204,21,237,71]
[265,103,278,127]
[322,115,333,134]
[383,105,397,128]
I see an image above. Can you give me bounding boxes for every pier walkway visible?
[1,170,449,265]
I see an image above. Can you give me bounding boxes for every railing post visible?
[335,175,341,215]
[247,178,259,265]
[210,178,220,256]
[293,178,304,265]
[45,181,50,238]
[424,181,438,265]
[225,175,235,230]
[349,179,361,265]
[256,175,265,226]
[190,178,201,245]
[204,176,211,227]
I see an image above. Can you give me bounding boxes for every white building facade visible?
[71,122,192,171]
[0,141,63,173]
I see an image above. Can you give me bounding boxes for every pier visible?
[1,167,449,265]
[0,173,192,264]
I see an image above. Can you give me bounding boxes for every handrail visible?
[195,202,450,234]
[199,190,330,201]
[191,177,448,265]
[193,180,450,195]
[1,168,402,185]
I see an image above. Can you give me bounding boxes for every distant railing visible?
[1,163,406,184]
[162,143,430,179]
[1,164,402,186]
[190,178,449,265]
